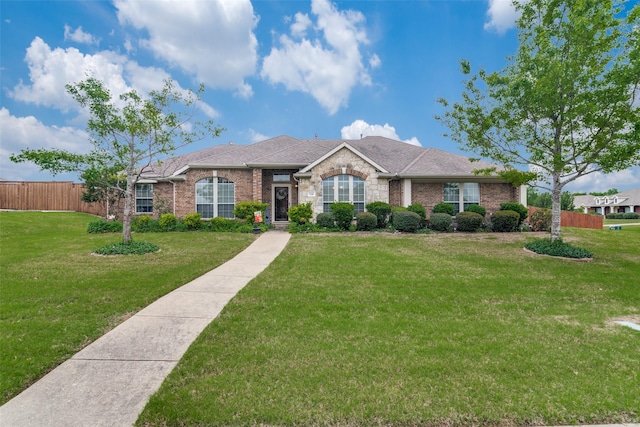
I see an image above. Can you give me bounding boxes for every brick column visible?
[252,168,262,202]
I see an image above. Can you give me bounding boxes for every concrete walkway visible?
[0,230,291,427]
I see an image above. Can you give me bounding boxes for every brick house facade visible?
[135,136,526,223]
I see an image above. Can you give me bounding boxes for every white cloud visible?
[0,107,89,181]
[114,0,258,98]
[369,53,381,69]
[8,37,218,118]
[484,0,520,35]
[291,12,312,38]
[341,119,421,146]
[247,129,270,144]
[565,168,640,193]
[261,0,377,115]
[64,24,99,45]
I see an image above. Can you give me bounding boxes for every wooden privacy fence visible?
[528,207,603,229]
[0,181,104,216]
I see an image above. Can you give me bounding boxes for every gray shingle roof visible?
[145,135,501,178]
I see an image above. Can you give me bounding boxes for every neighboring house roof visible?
[574,188,640,208]
[143,135,502,180]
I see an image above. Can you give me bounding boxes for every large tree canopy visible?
[437,0,639,241]
[11,78,224,243]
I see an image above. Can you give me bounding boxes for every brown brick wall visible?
[411,182,444,213]
[388,180,403,207]
[411,181,519,215]
[170,168,253,218]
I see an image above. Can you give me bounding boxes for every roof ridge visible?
[400,149,429,174]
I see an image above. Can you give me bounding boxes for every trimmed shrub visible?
[234,201,269,223]
[365,201,392,228]
[392,210,421,232]
[87,219,123,233]
[529,209,552,232]
[288,202,313,224]
[330,202,355,230]
[499,202,528,225]
[491,210,520,232]
[158,213,177,231]
[407,203,427,222]
[456,211,483,232]
[623,212,639,219]
[433,202,455,216]
[131,215,158,232]
[356,212,378,231]
[605,212,624,219]
[465,204,486,218]
[183,212,202,230]
[429,213,453,232]
[525,238,592,259]
[316,212,336,228]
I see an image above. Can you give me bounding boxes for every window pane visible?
[196,178,214,204]
[135,184,153,214]
[338,175,350,202]
[322,178,334,204]
[218,182,234,204]
[218,204,234,219]
[443,183,460,214]
[197,204,214,219]
[463,183,480,210]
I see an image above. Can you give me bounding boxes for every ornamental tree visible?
[437,0,639,241]
[11,78,224,243]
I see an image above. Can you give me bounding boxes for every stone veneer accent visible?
[297,147,389,217]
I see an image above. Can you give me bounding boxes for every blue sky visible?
[1,0,638,192]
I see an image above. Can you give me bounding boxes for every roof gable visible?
[298,142,389,174]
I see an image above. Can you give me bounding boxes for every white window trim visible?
[196,177,235,219]
[135,183,154,214]
[444,182,480,214]
[322,174,365,213]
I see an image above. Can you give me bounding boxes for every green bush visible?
[392,210,421,232]
[465,204,486,218]
[183,213,202,230]
[433,202,455,216]
[87,219,123,234]
[456,211,483,232]
[92,240,160,255]
[429,213,453,232]
[330,202,355,230]
[623,212,639,219]
[365,201,392,228]
[234,201,268,223]
[158,213,177,231]
[407,204,426,222]
[499,202,528,225]
[491,210,520,232]
[288,222,325,233]
[316,212,336,228]
[131,215,159,232]
[605,213,624,219]
[288,202,313,224]
[525,238,592,259]
[529,209,552,232]
[356,212,378,231]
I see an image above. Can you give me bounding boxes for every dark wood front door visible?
[274,186,289,221]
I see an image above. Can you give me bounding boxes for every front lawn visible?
[139,227,640,426]
[0,211,256,404]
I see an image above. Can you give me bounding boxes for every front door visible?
[274,186,289,221]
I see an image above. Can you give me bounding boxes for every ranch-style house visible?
[135,135,526,224]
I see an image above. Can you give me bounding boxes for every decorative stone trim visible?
[320,169,368,180]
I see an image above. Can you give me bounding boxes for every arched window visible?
[322,174,365,214]
[195,177,235,219]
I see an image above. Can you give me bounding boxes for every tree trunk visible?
[550,175,562,242]
[122,175,134,244]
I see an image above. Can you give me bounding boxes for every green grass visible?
[138,228,640,426]
[0,211,255,404]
